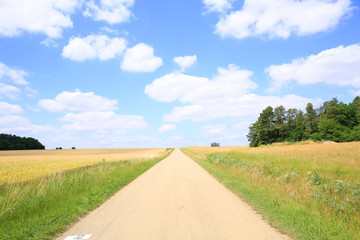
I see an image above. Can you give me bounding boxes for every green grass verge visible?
[0,149,173,240]
[181,148,356,240]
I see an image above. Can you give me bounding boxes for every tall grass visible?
[0,148,173,240]
[182,144,360,240]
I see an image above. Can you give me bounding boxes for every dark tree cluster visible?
[247,96,360,147]
[211,142,220,147]
[0,134,45,150]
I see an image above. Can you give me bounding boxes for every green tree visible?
[318,119,351,142]
[304,103,317,138]
[0,134,45,150]
[336,103,357,128]
[247,106,276,147]
[273,105,286,142]
[350,125,360,141]
[283,108,298,138]
[247,121,261,147]
[318,98,339,120]
[288,110,305,142]
[258,106,275,145]
[350,96,360,125]
[247,96,360,146]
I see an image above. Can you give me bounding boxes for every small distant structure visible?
[211,142,220,147]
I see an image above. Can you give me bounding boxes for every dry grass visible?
[186,146,249,154]
[0,148,167,184]
[184,142,360,239]
[187,142,360,177]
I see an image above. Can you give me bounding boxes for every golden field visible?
[0,148,167,184]
[187,141,360,172]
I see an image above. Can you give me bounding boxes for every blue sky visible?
[0,0,360,149]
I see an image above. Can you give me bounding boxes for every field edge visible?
[181,147,355,240]
[0,148,174,240]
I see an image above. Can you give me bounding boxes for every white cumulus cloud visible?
[121,43,163,72]
[0,0,80,38]
[145,73,209,103]
[0,101,55,136]
[0,115,32,131]
[203,0,233,13]
[0,101,23,115]
[145,64,318,122]
[214,0,352,39]
[38,90,118,112]
[266,44,360,91]
[163,94,316,122]
[158,124,176,133]
[84,0,134,24]
[145,64,256,104]
[62,35,127,61]
[0,114,56,136]
[61,111,147,131]
[173,55,197,71]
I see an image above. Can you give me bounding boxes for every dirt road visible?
[56,149,290,240]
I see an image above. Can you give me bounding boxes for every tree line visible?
[247,96,360,147]
[0,134,45,150]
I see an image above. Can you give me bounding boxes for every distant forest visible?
[0,134,45,150]
[247,96,360,147]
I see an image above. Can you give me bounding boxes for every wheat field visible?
[0,148,167,184]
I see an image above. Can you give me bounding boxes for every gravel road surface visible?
[56,149,290,240]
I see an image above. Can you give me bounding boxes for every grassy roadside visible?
[0,148,173,240]
[181,147,358,240]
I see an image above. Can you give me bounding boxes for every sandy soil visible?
[56,149,290,240]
